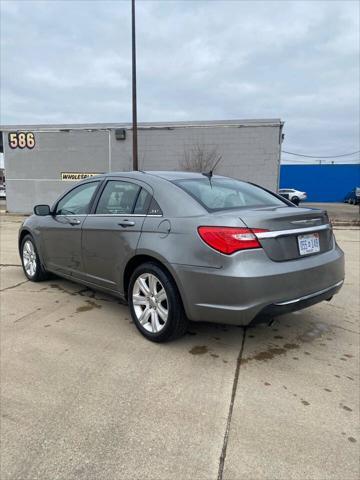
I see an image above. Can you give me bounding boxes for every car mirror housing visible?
[34,204,51,216]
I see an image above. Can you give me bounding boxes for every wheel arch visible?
[123,254,188,315]
[18,228,47,269]
[18,228,32,253]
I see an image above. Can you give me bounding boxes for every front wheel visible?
[128,262,188,342]
[21,235,49,281]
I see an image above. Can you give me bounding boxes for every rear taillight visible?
[198,226,268,254]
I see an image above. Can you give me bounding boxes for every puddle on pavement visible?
[50,283,77,295]
[240,343,300,364]
[189,345,208,355]
[76,299,102,313]
[298,322,331,342]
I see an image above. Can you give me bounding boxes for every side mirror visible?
[34,204,51,216]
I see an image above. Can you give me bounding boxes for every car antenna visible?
[202,155,222,187]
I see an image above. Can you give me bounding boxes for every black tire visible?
[292,196,299,206]
[20,234,49,282]
[128,262,188,342]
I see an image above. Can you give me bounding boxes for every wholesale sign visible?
[61,172,102,181]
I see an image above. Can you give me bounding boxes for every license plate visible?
[298,233,320,256]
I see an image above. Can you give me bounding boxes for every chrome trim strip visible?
[86,214,162,218]
[256,224,330,239]
[274,280,343,306]
[54,214,163,218]
[290,218,322,225]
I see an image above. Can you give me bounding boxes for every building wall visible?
[132,126,280,183]
[3,121,282,213]
[280,164,360,202]
[4,130,111,213]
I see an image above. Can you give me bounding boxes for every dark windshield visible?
[174,177,287,211]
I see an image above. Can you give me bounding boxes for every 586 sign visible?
[8,132,36,149]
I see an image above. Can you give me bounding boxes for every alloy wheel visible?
[132,273,169,333]
[22,240,37,277]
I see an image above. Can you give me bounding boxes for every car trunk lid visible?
[237,206,333,261]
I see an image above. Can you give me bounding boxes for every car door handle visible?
[118,220,135,227]
[69,218,81,225]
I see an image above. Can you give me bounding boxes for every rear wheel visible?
[21,235,49,281]
[292,196,299,206]
[128,262,188,342]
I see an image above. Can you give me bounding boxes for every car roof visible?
[99,170,227,179]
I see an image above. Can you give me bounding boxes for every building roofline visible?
[0,118,283,132]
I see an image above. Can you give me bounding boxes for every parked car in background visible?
[279,188,307,205]
[18,171,344,342]
[0,185,6,199]
[344,187,360,205]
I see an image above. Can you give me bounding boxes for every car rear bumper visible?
[251,280,343,325]
[172,243,345,325]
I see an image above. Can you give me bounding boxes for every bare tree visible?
[180,143,222,173]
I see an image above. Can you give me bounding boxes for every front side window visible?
[56,181,99,215]
[96,180,141,215]
[174,177,286,211]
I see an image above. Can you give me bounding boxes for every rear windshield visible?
[174,177,286,211]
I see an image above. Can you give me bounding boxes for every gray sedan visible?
[19,171,344,342]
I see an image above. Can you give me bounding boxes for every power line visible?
[281,149,360,159]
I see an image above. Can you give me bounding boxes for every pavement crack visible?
[331,324,359,335]
[13,308,40,323]
[0,279,29,292]
[217,327,247,480]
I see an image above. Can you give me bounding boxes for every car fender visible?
[131,247,192,318]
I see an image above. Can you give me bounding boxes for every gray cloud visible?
[0,0,359,162]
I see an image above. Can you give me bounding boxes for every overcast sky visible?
[0,0,359,164]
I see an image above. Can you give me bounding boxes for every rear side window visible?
[134,188,151,214]
[148,198,163,215]
[174,177,286,211]
[96,180,140,214]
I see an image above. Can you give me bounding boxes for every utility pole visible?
[131,0,138,170]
